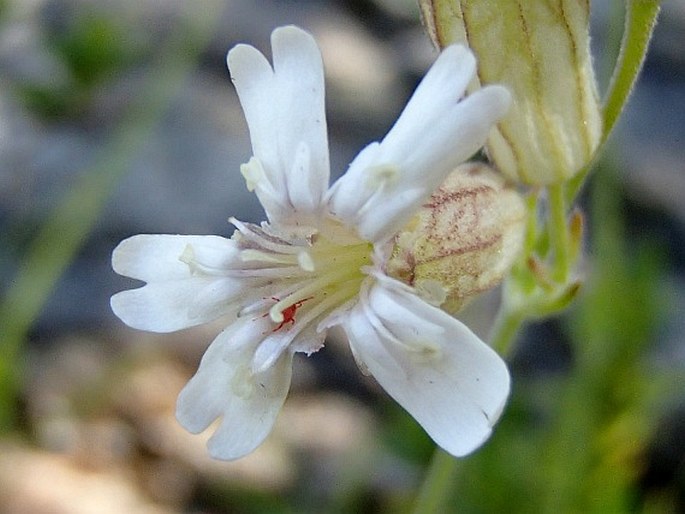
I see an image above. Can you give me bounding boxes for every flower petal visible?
[110,277,239,332]
[111,234,242,332]
[328,45,511,242]
[252,320,326,374]
[228,25,329,224]
[112,234,237,282]
[381,44,477,148]
[342,280,510,457]
[176,317,293,460]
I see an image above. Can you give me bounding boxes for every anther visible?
[297,251,315,272]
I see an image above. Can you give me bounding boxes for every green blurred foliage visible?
[16,9,144,119]
[194,481,297,514]
[436,160,679,513]
[381,403,435,465]
[0,0,224,432]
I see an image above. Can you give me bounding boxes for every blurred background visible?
[0,0,683,512]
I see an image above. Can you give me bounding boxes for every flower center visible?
[232,217,373,331]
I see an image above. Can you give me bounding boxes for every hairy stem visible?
[567,0,661,201]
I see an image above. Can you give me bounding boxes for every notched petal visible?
[229,25,329,225]
[110,235,243,332]
[112,234,235,282]
[328,45,510,243]
[176,320,293,460]
[344,283,510,457]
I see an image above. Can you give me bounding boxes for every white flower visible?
[111,26,512,460]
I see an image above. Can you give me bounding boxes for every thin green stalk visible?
[490,307,525,355]
[413,2,659,512]
[601,0,660,141]
[547,183,570,283]
[411,449,461,514]
[567,0,661,201]
[0,1,225,431]
[412,309,524,513]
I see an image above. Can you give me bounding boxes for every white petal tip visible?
[109,291,146,331]
[227,43,257,70]
[444,43,475,68]
[482,84,513,120]
[272,25,314,44]
[446,430,493,458]
[175,415,206,436]
[207,437,249,462]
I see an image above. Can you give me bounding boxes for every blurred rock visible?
[276,392,375,454]
[0,442,173,514]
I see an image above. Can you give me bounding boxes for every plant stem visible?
[413,2,660,511]
[411,449,461,514]
[412,308,524,513]
[490,307,524,355]
[567,0,661,201]
[547,184,570,283]
[601,0,661,142]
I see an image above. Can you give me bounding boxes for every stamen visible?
[230,364,254,398]
[231,218,374,340]
[414,279,448,306]
[360,287,442,360]
[366,163,399,189]
[179,244,197,273]
[298,281,361,328]
[240,157,266,192]
[224,266,308,279]
[240,249,298,265]
[231,217,307,255]
[280,263,364,317]
[297,251,315,272]
[236,280,313,318]
[178,244,229,276]
[306,236,373,272]
[352,170,398,223]
[269,303,285,323]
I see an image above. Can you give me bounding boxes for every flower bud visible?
[419,0,602,184]
[387,162,526,314]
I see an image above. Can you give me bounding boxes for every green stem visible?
[490,307,525,355]
[414,3,659,511]
[411,449,461,514]
[567,0,661,201]
[601,0,661,142]
[412,308,524,513]
[547,184,570,283]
